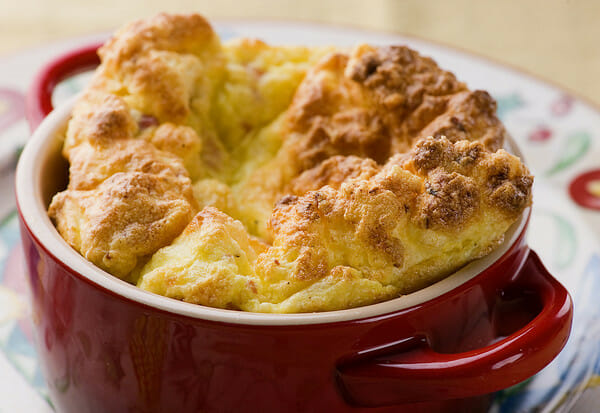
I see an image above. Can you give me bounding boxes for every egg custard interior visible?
[48,13,533,313]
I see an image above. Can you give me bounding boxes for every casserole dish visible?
[16,43,573,413]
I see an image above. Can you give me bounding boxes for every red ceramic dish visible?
[16,44,573,413]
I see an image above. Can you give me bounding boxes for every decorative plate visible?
[1,20,599,412]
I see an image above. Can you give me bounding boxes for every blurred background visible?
[0,0,598,105]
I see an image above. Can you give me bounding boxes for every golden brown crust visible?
[284,52,392,170]
[287,155,380,194]
[49,13,533,312]
[417,90,506,151]
[280,45,506,177]
[91,13,224,124]
[404,137,532,222]
[98,13,218,66]
[274,136,529,255]
[485,155,534,213]
[244,137,531,311]
[66,139,194,194]
[63,91,138,157]
[49,171,194,278]
[145,123,204,180]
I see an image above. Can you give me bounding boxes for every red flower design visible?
[529,126,553,142]
[569,169,600,211]
[551,95,574,117]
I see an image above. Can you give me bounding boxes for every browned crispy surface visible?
[49,14,214,278]
[260,137,531,286]
[92,13,223,124]
[49,13,532,312]
[288,155,380,194]
[63,91,138,157]
[281,44,506,174]
[235,44,511,237]
[49,171,194,279]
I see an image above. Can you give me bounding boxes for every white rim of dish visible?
[16,95,528,326]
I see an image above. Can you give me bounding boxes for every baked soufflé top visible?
[48,13,532,313]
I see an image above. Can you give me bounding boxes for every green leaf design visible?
[494,377,534,403]
[544,211,577,269]
[495,93,524,120]
[64,77,81,95]
[545,131,591,176]
[54,373,70,394]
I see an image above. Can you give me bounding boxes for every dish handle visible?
[336,249,573,407]
[26,42,102,132]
